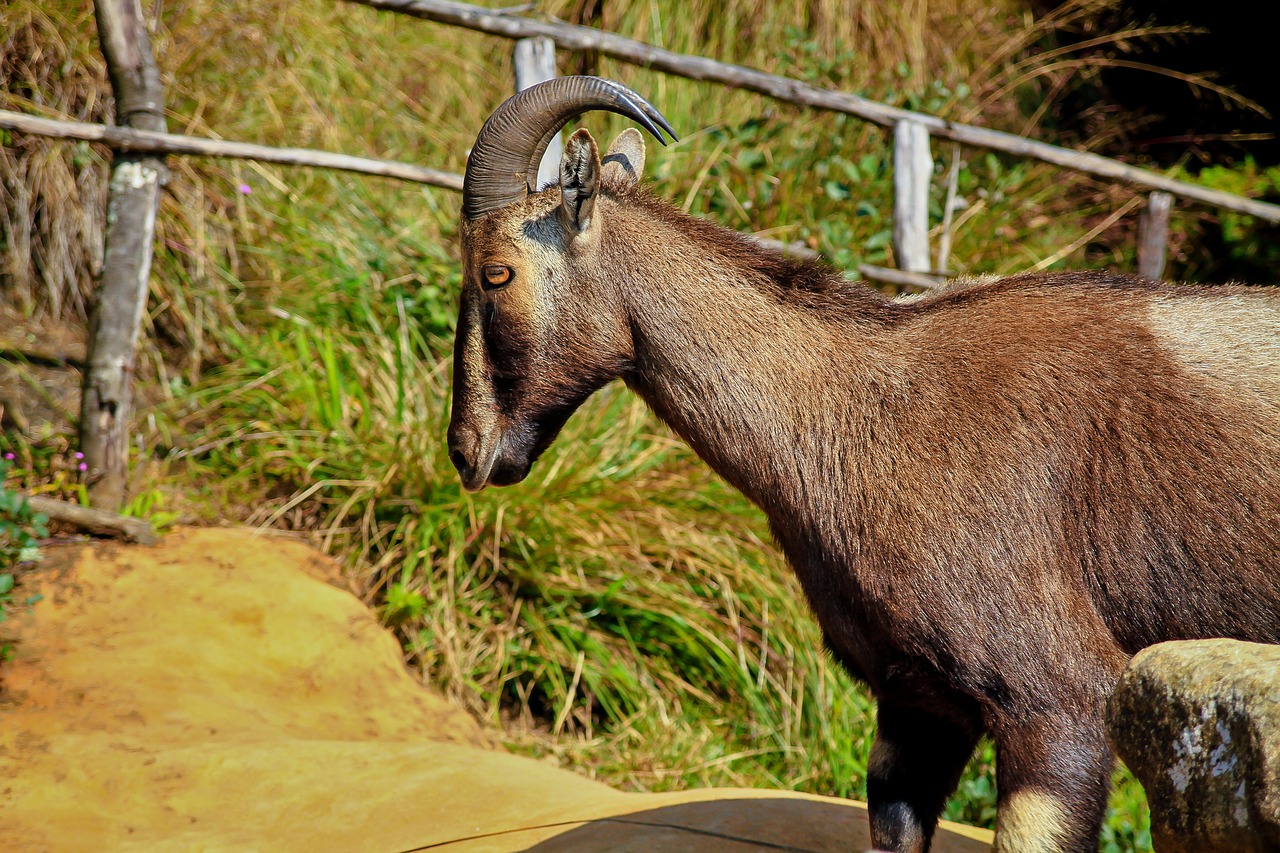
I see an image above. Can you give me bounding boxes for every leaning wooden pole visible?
[81,0,168,511]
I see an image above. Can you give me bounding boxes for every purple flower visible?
[3,452,13,461]
[74,451,84,459]
[238,183,252,195]
[78,462,88,472]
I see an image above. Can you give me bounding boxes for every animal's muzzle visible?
[446,424,495,492]
[447,423,533,491]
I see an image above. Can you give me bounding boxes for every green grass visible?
[1,0,1170,847]
[0,459,48,662]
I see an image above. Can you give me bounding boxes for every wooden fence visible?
[2,0,1277,510]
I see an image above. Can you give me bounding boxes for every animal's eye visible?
[481,265,513,290]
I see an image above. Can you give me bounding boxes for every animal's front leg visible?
[992,712,1113,853]
[867,703,981,853]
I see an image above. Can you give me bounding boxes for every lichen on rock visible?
[1106,639,1280,853]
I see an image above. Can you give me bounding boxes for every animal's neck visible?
[610,200,896,520]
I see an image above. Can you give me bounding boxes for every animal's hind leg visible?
[992,713,1114,853]
[867,702,981,853]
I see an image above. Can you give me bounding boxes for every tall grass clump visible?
[0,5,107,319]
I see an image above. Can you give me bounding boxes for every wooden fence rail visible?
[0,110,464,190]
[348,0,1280,225]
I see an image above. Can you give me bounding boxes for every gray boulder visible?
[1107,639,1280,853]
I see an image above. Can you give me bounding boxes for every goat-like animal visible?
[447,77,1280,853]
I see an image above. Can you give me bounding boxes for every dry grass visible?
[0,6,107,319]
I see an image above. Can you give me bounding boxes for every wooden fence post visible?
[1137,190,1173,281]
[80,0,168,511]
[893,120,933,273]
[513,36,561,189]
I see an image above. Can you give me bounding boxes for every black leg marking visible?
[867,703,981,853]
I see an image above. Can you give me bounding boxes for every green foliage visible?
[121,488,179,531]
[676,110,1044,278]
[0,460,48,570]
[945,740,999,827]
[0,440,89,506]
[1189,159,1280,277]
[1,458,48,662]
[1101,766,1153,853]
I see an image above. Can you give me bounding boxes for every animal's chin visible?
[481,417,571,489]
[458,460,530,492]
[456,416,567,491]
[486,459,532,488]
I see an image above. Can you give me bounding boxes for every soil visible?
[0,527,993,852]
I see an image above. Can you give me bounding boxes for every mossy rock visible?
[1107,639,1280,853]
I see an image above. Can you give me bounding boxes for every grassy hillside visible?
[0,0,1211,847]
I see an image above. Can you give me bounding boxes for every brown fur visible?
[449,131,1280,853]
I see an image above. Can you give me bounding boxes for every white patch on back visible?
[1147,292,1280,425]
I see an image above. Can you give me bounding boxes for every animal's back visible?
[875,272,1280,652]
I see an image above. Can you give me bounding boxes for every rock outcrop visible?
[1107,639,1280,853]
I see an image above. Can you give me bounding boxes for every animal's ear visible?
[601,128,646,189]
[560,128,601,235]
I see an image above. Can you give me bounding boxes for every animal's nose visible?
[449,448,471,479]
[448,420,502,491]
[447,426,478,480]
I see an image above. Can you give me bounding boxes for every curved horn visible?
[463,76,677,220]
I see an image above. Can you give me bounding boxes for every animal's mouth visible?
[486,459,532,488]
[452,437,532,492]
[450,431,501,492]
[449,415,563,492]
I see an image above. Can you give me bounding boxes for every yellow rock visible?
[0,527,992,852]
